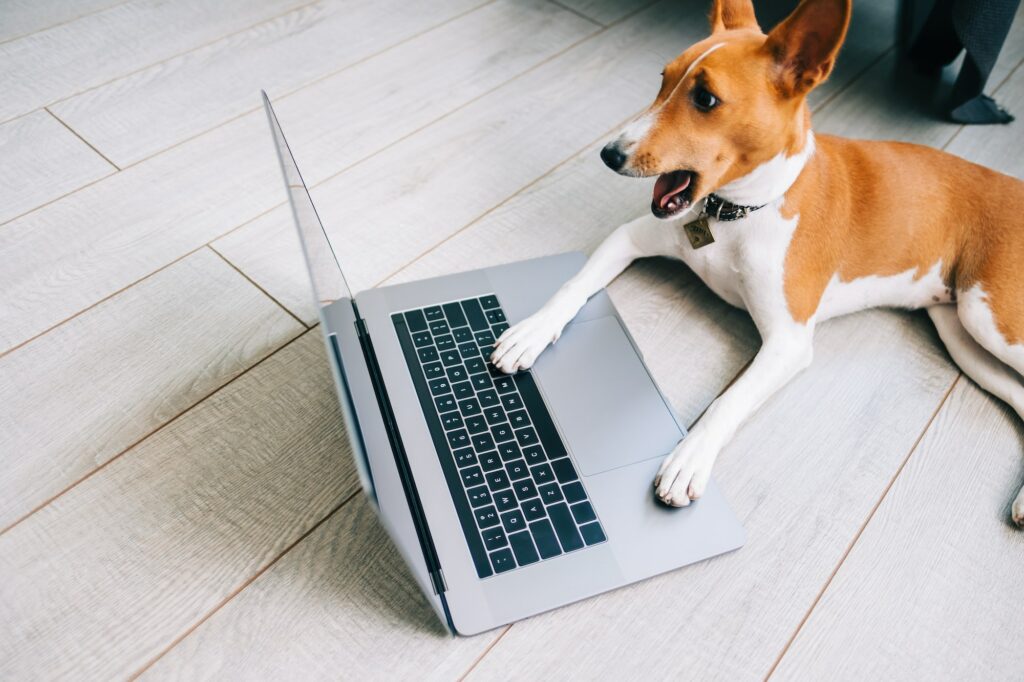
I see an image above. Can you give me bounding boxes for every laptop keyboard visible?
[392,294,607,578]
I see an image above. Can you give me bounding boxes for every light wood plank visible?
[552,0,651,25]
[51,0,498,167]
[0,0,126,44]
[0,0,309,122]
[771,381,1024,681]
[0,247,303,532]
[140,495,496,681]
[0,332,354,679]
[0,110,114,225]
[0,0,602,354]
[946,64,1024,178]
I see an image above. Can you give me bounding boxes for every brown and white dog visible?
[490,0,1024,525]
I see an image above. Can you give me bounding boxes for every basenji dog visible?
[490,0,1024,525]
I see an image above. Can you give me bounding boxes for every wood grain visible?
[0,0,309,123]
[0,248,303,532]
[0,110,114,225]
[0,0,599,354]
[0,332,355,679]
[50,0,497,166]
[946,64,1024,178]
[771,381,1024,681]
[0,0,126,44]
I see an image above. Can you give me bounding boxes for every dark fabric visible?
[908,0,1020,123]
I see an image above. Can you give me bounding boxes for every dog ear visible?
[709,0,760,32]
[764,0,851,97]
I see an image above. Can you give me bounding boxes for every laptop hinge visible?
[352,307,448,598]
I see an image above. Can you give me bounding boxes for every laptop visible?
[262,92,744,635]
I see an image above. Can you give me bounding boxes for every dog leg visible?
[655,322,814,506]
[491,213,680,373]
[928,305,1024,527]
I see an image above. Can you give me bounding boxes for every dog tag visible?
[683,217,714,249]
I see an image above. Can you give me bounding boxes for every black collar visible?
[703,193,766,221]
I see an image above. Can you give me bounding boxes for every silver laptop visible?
[263,93,744,635]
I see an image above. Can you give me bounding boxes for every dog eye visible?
[693,87,719,111]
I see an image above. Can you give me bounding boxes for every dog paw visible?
[1012,487,1024,529]
[654,432,718,507]
[490,309,566,373]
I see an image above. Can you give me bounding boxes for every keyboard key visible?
[507,531,540,565]
[483,406,506,424]
[471,374,493,391]
[412,330,432,347]
[418,347,438,363]
[486,308,506,324]
[460,466,484,488]
[478,390,500,408]
[486,470,510,490]
[441,412,464,431]
[529,519,562,559]
[442,302,467,327]
[494,376,516,394]
[491,423,515,443]
[570,501,597,524]
[547,503,584,552]
[471,433,495,451]
[505,459,529,481]
[453,447,476,467]
[479,451,502,472]
[480,294,500,309]
[405,309,428,331]
[435,334,455,351]
[435,395,456,413]
[475,505,500,528]
[464,415,488,434]
[514,427,538,447]
[440,350,461,366]
[522,498,546,521]
[474,331,496,346]
[429,320,450,335]
[500,509,527,533]
[579,521,606,545]
[507,409,529,428]
[481,345,495,359]
[490,548,516,573]
[446,429,469,449]
[423,362,444,379]
[492,322,509,337]
[481,525,508,551]
[461,298,489,331]
[458,398,481,416]
[501,393,523,410]
[523,445,546,465]
[452,381,473,400]
[467,486,491,508]
[453,327,473,343]
[428,378,450,396]
[562,481,586,503]
[458,342,479,359]
[497,442,521,461]
[531,463,554,485]
[465,357,486,374]
[446,365,468,383]
[424,306,444,321]
[493,490,518,512]
[551,457,579,483]
[538,482,564,504]
[513,479,538,501]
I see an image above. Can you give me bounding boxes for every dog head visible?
[601,0,851,219]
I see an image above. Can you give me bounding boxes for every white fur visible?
[715,132,816,206]
[957,285,1024,375]
[817,261,951,320]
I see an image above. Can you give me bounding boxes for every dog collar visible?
[703,193,766,222]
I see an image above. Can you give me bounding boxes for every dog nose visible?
[600,143,627,171]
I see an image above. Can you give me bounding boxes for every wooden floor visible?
[2,0,1022,678]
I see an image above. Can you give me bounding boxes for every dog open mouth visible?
[652,170,695,219]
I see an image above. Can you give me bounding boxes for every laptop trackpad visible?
[532,316,684,476]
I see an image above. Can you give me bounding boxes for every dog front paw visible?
[654,431,718,507]
[490,309,566,373]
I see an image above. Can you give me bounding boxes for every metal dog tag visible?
[683,217,714,249]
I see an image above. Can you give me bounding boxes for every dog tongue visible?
[654,171,691,209]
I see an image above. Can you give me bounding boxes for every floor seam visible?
[207,244,310,329]
[44,106,121,170]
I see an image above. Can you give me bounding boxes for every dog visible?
[490,0,1024,526]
